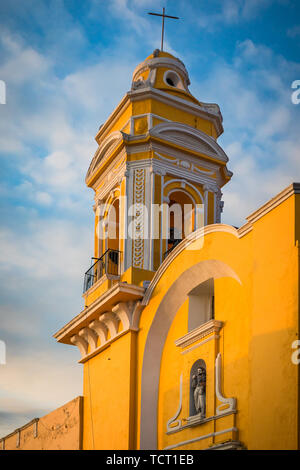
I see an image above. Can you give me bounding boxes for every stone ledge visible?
[175,320,223,349]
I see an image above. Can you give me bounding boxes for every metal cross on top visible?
[148,7,179,51]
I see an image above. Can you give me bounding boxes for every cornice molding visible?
[149,122,228,163]
[69,300,143,363]
[128,87,223,136]
[54,282,145,343]
[238,182,300,237]
[132,56,190,85]
[95,85,224,146]
[86,131,124,186]
[127,158,218,188]
[175,320,223,348]
[246,182,300,225]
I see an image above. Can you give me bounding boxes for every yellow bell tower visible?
[86,49,232,290]
[54,50,232,449]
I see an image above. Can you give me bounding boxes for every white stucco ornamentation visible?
[132,168,145,269]
[112,301,134,330]
[166,374,183,432]
[99,312,119,337]
[215,352,236,415]
[79,327,98,352]
[67,299,145,361]
[70,335,88,357]
[89,319,108,345]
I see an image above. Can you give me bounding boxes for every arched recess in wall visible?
[139,257,241,450]
[97,193,121,276]
[106,198,120,252]
[166,190,195,255]
[163,182,204,257]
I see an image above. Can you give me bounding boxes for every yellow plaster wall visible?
[135,194,299,450]
[2,397,83,450]
[82,331,136,450]
[248,195,299,449]
[151,100,215,137]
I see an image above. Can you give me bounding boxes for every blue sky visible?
[0,0,299,436]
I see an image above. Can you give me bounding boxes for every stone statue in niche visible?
[192,367,206,418]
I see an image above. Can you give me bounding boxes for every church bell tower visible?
[86,49,232,289]
[54,49,232,449]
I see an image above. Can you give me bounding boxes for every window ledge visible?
[174,320,223,349]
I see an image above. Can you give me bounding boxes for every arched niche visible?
[139,258,241,449]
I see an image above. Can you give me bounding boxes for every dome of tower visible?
[131,49,200,104]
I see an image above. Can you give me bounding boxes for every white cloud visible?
[193,0,285,30]
[0,0,299,439]
[190,39,300,225]
[0,218,92,281]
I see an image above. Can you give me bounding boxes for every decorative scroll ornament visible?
[70,300,144,361]
[155,151,215,176]
[133,169,145,268]
[215,353,236,415]
[131,68,157,90]
[166,374,183,432]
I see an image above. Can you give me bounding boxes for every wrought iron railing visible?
[83,249,121,293]
[163,237,182,260]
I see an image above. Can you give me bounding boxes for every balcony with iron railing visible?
[163,227,182,260]
[83,249,121,293]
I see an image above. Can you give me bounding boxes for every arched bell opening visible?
[106,198,120,276]
[165,190,195,258]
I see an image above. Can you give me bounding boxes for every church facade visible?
[1,50,300,450]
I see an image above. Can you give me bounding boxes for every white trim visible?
[238,182,300,237]
[95,84,223,147]
[215,353,237,415]
[163,427,238,450]
[70,301,144,363]
[150,169,155,270]
[175,320,223,348]
[246,182,300,224]
[86,131,123,183]
[132,56,190,86]
[164,178,204,204]
[140,258,241,449]
[128,156,219,188]
[149,122,228,162]
[160,173,164,265]
[142,224,240,306]
[166,374,183,432]
[155,151,215,176]
[128,87,223,136]
[163,69,186,91]
[181,335,220,355]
